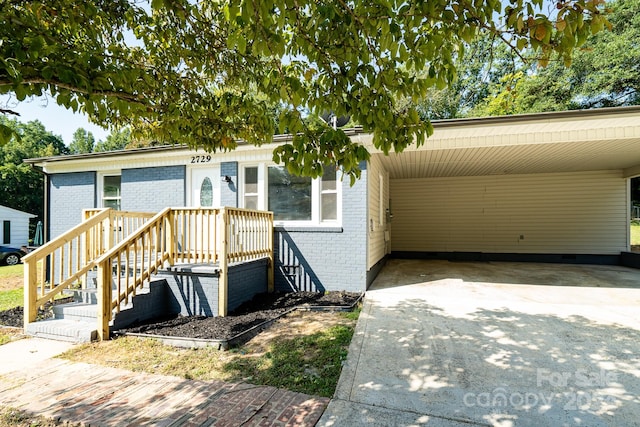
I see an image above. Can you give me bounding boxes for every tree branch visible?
[0,79,147,104]
[0,108,20,116]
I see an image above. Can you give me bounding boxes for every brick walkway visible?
[0,358,328,426]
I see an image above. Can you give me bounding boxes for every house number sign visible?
[190,155,212,163]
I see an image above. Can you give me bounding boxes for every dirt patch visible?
[117,291,361,340]
[0,275,22,291]
[631,245,640,253]
[245,310,352,356]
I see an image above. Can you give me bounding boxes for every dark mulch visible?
[0,298,74,328]
[0,291,361,340]
[116,291,361,341]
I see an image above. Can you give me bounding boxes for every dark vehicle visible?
[0,245,27,266]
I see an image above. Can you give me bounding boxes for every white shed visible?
[0,205,36,247]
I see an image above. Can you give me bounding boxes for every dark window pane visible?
[103,176,121,197]
[268,167,311,221]
[245,167,258,194]
[3,221,10,244]
[322,167,337,191]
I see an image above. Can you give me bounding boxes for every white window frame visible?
[239,163,266,211]
[97,171,122,210]
[239,163,341,227]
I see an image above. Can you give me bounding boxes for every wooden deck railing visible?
[94,207,274,340]
[22,208,154,328]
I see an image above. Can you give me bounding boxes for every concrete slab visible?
[319,260,640,427]
[0,337,74,374]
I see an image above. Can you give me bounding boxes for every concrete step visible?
[26,276,165,343]
[69,282,152,305]
[25,318,97,343]
[53,302,98,321]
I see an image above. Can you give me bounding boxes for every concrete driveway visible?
[318,260,640,427]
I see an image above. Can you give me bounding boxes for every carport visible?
[362,106,640,266]
[319,259,640,426]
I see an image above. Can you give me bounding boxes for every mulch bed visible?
[0,297,74,328]
[117,291,361,341]
[0,291,361,341]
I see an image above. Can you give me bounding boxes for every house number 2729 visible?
[191,155,212,163]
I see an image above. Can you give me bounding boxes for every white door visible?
[185,166,221,261]
[189,166,220,207]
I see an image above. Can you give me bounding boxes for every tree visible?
[68,128,95,154]
[466,0,639,116]
[567,0,640,107]
[0,118,68,224]
[94,128,131,152]
[1,0,609,181]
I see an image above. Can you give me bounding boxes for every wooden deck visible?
[23,207,274,341]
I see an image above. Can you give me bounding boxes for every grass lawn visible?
[0,264,24,312]
[0,288,22,312]
[632,222,640,246]
[62,309,360,398]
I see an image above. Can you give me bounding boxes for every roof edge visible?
[430,105,640,128]
[24,105,640,164]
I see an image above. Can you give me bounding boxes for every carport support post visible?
[218,208,228,317]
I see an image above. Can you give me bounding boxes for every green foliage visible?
[462,0,639,116]
[68,128,95,154]
[1,0,608,180]
[0,117,68,220]
[94,128,130,152]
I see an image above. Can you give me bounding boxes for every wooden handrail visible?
[23,208,154,329]
[96,207,273,339]
[96,208,173,340]
[25,205,274,340]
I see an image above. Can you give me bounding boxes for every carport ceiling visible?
[361,107,640,179]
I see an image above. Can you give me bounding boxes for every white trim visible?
[97,170,122,209]
[238,162,342,228]
[238,163,265,210]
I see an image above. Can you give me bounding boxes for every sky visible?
[1,94,110,146]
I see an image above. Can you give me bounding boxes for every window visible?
[321,168,338,221]
[268,166,312,221]
[200,177,213,207]
[102,174,121,210]
[3,221,9,244]
[241,164,340,225]
[244,167,259,210]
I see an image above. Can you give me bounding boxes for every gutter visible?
[27,163,50,245]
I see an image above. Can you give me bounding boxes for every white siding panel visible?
[367,156,390,269]
[0,205,35,247]
[390,170,627,254]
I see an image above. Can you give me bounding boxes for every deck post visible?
[166,209,175,265]
[267,213,274,293]
[105,210,114,252]
[23,258,38,328]
[96,262,112,340]
[219,208,229,317]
